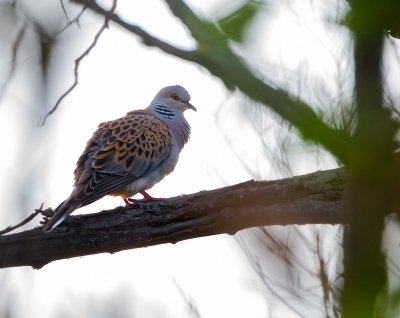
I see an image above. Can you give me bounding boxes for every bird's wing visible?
[65,111,171,207]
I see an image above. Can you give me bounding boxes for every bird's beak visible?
[185,102,197,112]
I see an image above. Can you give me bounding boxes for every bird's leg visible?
[140,190,165,201]
[124,191,165,205]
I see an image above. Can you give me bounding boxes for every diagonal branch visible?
[0,167,347,269]
[2,158,400,270]
[165,0,351,160]
[71,0,196,61]
[71,0,350,163]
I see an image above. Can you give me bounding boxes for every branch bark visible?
[0,167,347,269]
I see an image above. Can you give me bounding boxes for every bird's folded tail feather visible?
[42,201,81,233]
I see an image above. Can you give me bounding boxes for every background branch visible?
[0,24,26,102]
[71,0,349,162]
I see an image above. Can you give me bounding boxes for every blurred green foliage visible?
[217,1,262,42]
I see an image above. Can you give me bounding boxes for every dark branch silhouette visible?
[0,167,350,269]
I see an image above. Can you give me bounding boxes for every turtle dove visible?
[43,85,196,232]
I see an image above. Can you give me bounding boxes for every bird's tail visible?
[42,201,81,233]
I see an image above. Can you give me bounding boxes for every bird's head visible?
[150,85,197,117]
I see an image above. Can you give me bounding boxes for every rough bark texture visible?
[0,168,346,269]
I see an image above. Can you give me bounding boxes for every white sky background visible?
[1,0,400,317]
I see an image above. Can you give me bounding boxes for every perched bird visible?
[43,85,196,232]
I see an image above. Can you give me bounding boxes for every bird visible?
[42,85,196,232]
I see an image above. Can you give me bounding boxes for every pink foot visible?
[139,190,165,202]
[124,191,166,205]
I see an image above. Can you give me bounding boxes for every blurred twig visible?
[315,228,332,317]
[0,24,26,103]
[56,6,86,36]
[237,231,308,318]
[59,0,71,23]
[40,0,117,126]
[238,225,341,317]
[173,279,202,318]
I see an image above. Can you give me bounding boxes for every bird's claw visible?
[124,198,138,207]
[124,198,164,216]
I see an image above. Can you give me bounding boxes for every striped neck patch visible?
[152,103,177,119]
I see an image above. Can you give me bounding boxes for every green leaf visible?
[217,1,261,42]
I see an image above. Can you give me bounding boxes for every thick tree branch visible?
[70,0,349,163]
[0,167,347,269]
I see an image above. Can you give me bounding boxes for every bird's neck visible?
[147,103,191,149]
[169,117,191,150]
[150,103,177,120]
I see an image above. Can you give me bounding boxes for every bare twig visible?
[71,0,195,60]
[237,224,340,317]
[237,240,308,318]
[59,0,71,23]
[56,6,87,36]
[40,0,117,126]
[315,228,332,318]
[0,204,43,236]
[173,279,202,318]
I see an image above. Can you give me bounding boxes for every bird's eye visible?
[171,94,180,101]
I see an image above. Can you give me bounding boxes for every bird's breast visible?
[110,141,180,198]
